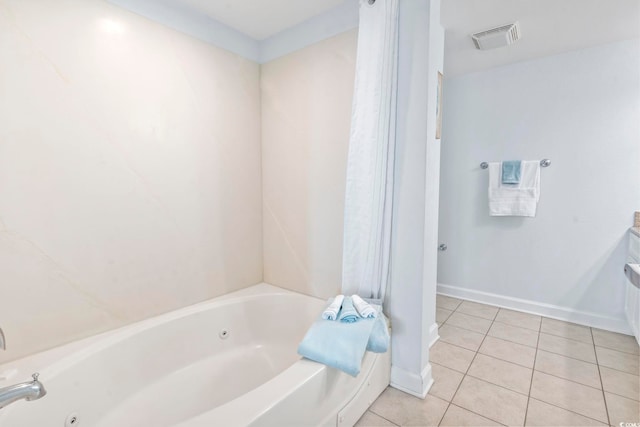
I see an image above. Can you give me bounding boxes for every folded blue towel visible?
[501,160,522,184]
[297,300,389,377]
[338,296,361,323]
[366,313,390,353]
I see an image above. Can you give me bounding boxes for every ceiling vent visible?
[471,22,521,50]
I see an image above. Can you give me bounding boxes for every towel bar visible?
[480,159,551,169]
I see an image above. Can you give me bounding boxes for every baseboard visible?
[437,283,632,335]
[428,322,439,348]
[390,363,433,399]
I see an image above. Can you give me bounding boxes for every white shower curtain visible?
[341,0,398,301]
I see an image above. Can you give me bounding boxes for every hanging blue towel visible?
[338,296,361,323]
[501,160,522,184]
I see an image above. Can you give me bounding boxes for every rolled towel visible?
[338,296,361,323]
[352,295,377,318]
[322,295,344,321]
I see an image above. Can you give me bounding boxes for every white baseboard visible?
[390,363,433,399]
[428,322,439,348]
[438,283,632,335]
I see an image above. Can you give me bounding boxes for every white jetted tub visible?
[0,284,390,427]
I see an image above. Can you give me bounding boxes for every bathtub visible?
[0,283,390,426]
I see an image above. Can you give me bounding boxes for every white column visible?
[388,0,444,398]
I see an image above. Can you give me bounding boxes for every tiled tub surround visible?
[356,296,639,426]
[0,0,262,363]
[261,29,358,299]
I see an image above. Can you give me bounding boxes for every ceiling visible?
[441,0,640,76]
[177,0,346,40]
[150,0,639,74]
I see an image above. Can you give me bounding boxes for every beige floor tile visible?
[355,410,398,427]
[453,376,528,426]
[436,307,453,325]
[468,353,532,394]
[456,301,499,320]
[525,398,606,426]
[439,404,502,426]
[534,349,601,389]
[429,341,476,373]
[479,336,536,368]
[439,324,486,351]
[369,387,448,426]
[592,329,639,355]
[488,321,539,348]
[540,318,593,344]
[596,346,639,376]
[537,333,597,363]
[495,309,541,331]
[605,392,640,425]
[600,366,640,401]
[437,294,463,311]
[429,362,464,402]
[445,312,493,334]
[530,371,608,423]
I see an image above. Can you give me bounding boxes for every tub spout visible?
[0,328,5,350]
[0,373,47,410]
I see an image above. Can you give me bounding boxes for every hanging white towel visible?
[341,0,399,301]
[488,161,541,217]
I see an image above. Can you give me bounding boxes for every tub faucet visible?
[0,373,47,410]
[0,328,5,350]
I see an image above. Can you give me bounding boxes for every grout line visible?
[366,410,400,426]
[464,371,530,397]
[533,368,604,392]
[535,340,600,365]
[464,322,540,349]
[439,310,454,325]
[539,330,595,346]
[596,365,640,381]
[438,332,534,370]
[594,343,640,358]
[447,309,496,321]
[592,327,611,426]
[444,403,508,426]
[527,397,613,426]
[602,388,640,403]
[523,325,542,425]
[492,318,541,333]
[436,307,499,426]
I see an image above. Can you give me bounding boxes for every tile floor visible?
[355,295,640,426]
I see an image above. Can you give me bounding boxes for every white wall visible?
[438,39,640,332]
[261,30,358,298]
[0,0,263,363]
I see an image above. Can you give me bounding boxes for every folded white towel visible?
[322,295,344,320]
[488,161,541,217]
[352,295,377,319]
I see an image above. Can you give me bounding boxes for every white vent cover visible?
[472,22,521,50]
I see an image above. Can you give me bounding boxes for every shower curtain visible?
[341,0,399,301]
